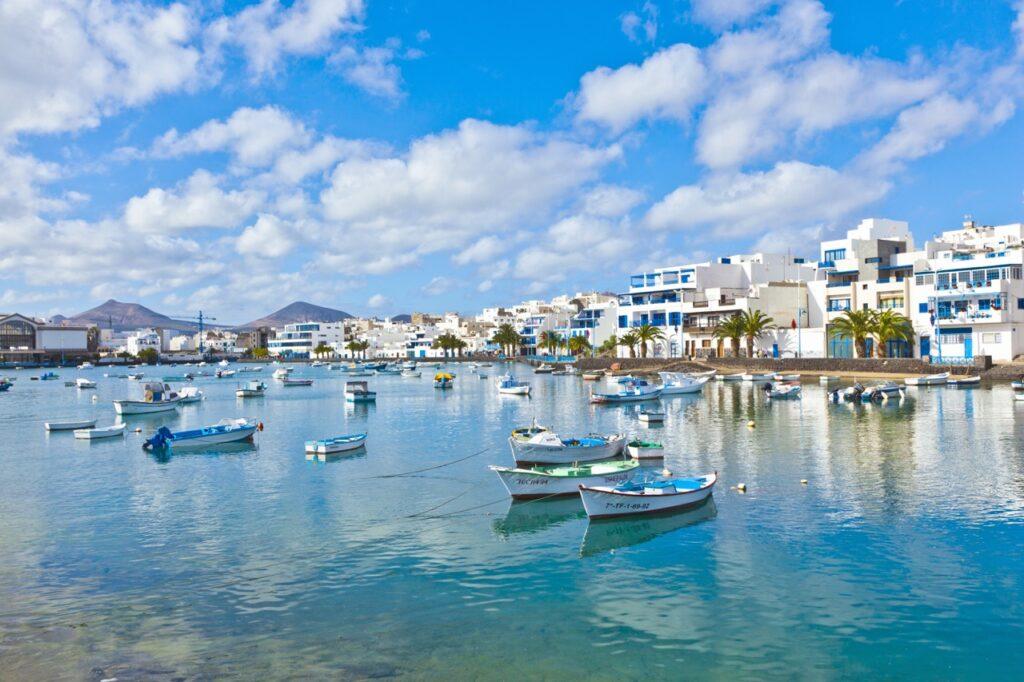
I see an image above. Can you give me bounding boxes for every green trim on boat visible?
[513,460,639,478]
[628,440,663,448]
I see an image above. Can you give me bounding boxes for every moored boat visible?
[590,379,662,404]
[716,373,745,382]
[401,369,422,378]
[76,377,97,389]
[74,423,125,440]
[236,380,267,398]
[113,382,180,415]
[534,363,554,374]
[773,373,800,382]
[497,373,530,395]
[78,362,94,369]
[764,383,801,399]
[39,371,59,381]
[742,373,775,382]
[947,376,981,387]
[45,418,97,431]
[305,433,368,454]
[490,460,640,499]
[281,377,313,386]
[143,418,259,450]
[0,378,13,392]
[819,375,841,385]
[272,367,292,380]
[215,369,236,378]
[657,372,710,395]
[1012,379,1024,390]
[345,380,376,402]
[579,472,718,519]
[626,440,664,459]
[509,425,626,466]
[177,386,204,404]
[905,372,950,386]
[434,372,454,389]
[582,371,603,381]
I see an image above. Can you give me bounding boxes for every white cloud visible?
[367,293,389,308]
[0,0,203,137]
[318,119,620,274]
[153,106,311,167]
[690,0,774,29]
[645,161,889,239]
[123,170,263,233]
[515,214,633,286]
[453,236,506,265]
[330,41,405,100]
[477,280,493,293]
[580,185,645,217]
[236,214,299,258]
[574,44,706,132]
[620,2,658,43]
[206,0,365,77]
[422,276,456,296]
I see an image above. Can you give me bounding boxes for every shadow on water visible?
[492,497,586,538]
[579,496,718,558]
[146,441,258,464]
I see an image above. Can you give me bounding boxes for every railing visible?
[826,282,852,288]
[818,260,835,268]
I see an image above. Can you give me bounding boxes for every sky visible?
[2,0,1024,324]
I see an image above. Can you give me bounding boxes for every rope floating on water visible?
[364,445,494,480]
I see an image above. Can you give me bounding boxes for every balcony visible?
[826,281,852,288]
[817,260,835,269]
[936,310,1007,325]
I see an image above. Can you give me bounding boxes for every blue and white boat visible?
[590,379,662,404]
[304,433,367,454]
[345,381,376,402]
[0,378,11,392]
[39,371,60,381]
[509,424,626,465]
[579,472,718,519]
[143,418,259,450]
[497,373,530,395]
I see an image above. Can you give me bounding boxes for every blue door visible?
[772,343,779,358]
[964,336,973,359]
[920,337,930,358]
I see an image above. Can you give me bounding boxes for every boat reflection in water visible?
[492,497,587,539]
[146,440,257,464]
[305,446,368,464]
[579,497,717,557]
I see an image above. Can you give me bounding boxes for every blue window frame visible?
[1018,298,1024,310]
[824,248,847,261]
[919,303,928,313]
[651,312,666,326]
[617,315,627,328]
[865,257,881,263]
[668,312,681,326]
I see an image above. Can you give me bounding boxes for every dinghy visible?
[0,378,12,392]
[773,373,800,382]
[947,376,981,387]
[905,372,949,386]
[638,410,665,423]
[497,373,530,395]
[78,362,94,369]
[626,440,664,459]
[1011,379,1024,390]
[508,425,626,466]
[215,369,236,379]
[281,377,313,386]
[345,381,376,403]
[235,381,267,398]
[579,472,718,519]
[534,363,555,374]
[76,378,97,389]
[764,383,801,399]
[590,379,663,404]
[113,382,180,415]
[582,372,603,381]
[177,386,204,404]
[304,433,368,454]
[74,423,125,440]
[742,373,774,382]
[434,372,454,389]
[272,368,292,380]
[490,460,640,499]
[716,373,745,382]
[657,372,709,395]
[143,418,259,450]
[819,375,841,385]
[45,418,97,431]
[127,373,144,380]
[401,370,422,378]
[39,372,59,381]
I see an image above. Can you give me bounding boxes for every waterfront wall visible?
[574,356,995,377]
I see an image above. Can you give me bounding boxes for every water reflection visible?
[492,497,586,538]
[579,497,718,557]
[147,441,258,464]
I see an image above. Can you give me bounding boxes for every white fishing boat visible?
[236,380,267,398]
[534,363,555,374]
[819,375,841,385]
[1011,379,1024,390]
[401,361,418,370]
[741,373,775,382]
[401,369,422,378]
[143,418,259,450]
[74,423,125,440]
[508,424,626,466]
[345,380,376,403]
[626,440,664,459]
[657,372,709,395]
[281,377,313,386]
[764,383,801,399]
[947,376,981,387]
[218,359,230,367]
[497,373,530,395]
[272,367,292,380]
[773,373,800,382]
[77,362,94,369]
[45,418,97,432]
[579,472,718,519]
[76,377,97,389]
[113,382,180,415]
[590,379,663,404]
[490,460,640,499]
[127,373,144,380]
[215,369,236,378]
[310,361,326,368]
[177,386,204,404]
[638,410,665,423]
[905,372,950,386]
[716,373,745,382]
[304,433,368,454]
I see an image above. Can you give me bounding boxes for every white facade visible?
[126,330,161,356]
[268,322,346,357]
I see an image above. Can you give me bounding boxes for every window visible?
[651,312,666,326]
[827,298,851,312]
[824,248,847,261]
[919,303,929,313]
[0,318,36,350]
[982,332,1002,344]
[916,274,934,285]
[668,312,681,326]
[865,257,881,263]
[879,297,904,309]
[701,339,711,348]
[617,315,627,328]
[1018,298,1024,310]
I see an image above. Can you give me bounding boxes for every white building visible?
[268,322,346,358]
[169,334,195,352]
[125,329,162,356]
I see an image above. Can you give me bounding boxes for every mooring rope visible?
[363,445,495,480]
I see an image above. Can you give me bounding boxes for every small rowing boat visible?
[947,376,981,387]
[626,440,664,459]
[45,418,97,431]
[74,423,125,440]
[304,433,367,454]
[143,418,260,450]
[490,460,640,499]
[741,373,774,382]
[582,371,603,381]
[638,410,665,423]
[657,372,709,395]
[590,379,663,404]
[716,373,745,382]
[76,378,97,389]
[579,472,718,519]
[764,383,801,399]
[434,372,454,389]
[534,363,555,374]
[905,372,949,386]
[508,424,626,466]
[497,373,530,395]
[281,377,313,386]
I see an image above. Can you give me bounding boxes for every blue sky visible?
[2,0,1023,324]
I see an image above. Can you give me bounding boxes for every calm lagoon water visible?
[3,364,1024,679]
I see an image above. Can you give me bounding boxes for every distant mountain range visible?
[59,299,201,331]
[390,314,412,323]
[238,301,353,329]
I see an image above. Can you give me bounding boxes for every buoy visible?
[747,420,755,428]
[800,479,808,485]
[134,427,142,433]
[257,422,264,431]
[661,468,672,476]
[737,482,747,492]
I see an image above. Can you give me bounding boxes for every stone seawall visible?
[573,356,986,377]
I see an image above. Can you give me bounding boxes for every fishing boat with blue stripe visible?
[579,472,718,519]
[508,423,626,466]
[304,433,367,454]
[143,418,261,450]
[590,378,662,404]
[490,460,639,499]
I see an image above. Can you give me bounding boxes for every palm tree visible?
[539,331,563,357]
[619,330,640,358]
[452,338,468,358]
[313,342,332,359]
[737,310,776,357]
[634,323,666,359]
[872,309,915,358]
[357,340,370,360]
[597,335,618,357]
[712,313,745,357]
[344,340,361,359]
[567,335,592,356]
[492,323,520,357]
[829,309,875,358]
[433,332,460,359]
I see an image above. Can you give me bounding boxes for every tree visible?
[713,313,745,357]
[567,335,592,356]
[829,309,875,358]
[136,348,159,365]
[492,324,521,357]
[252,347,269,359]
[539,331,563,356]
[739,310,776,358]
[872,309,915,358]
[345,340,361,359]
[357,340,370,360]
[313,342,332,359]
[597,335,618,357]
[619,330,640,358]
[634,323,666,359]
[453,338,468,358]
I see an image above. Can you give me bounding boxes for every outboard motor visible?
[143,426,174,450]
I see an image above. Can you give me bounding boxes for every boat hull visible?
[168,427,257,448]
[46,419,97,431]
[590,389,663,403]
[491,464,637,499]
[113,399,180,415]
[74,425,125,440]
[305,435,367,454]
[509,436,625,466]
[579,474,716,519]
[497,385,530,395]
[905,373,949,386]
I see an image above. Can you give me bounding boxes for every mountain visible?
[390,314,412,323]
[240,301,353,329]
[64,299,198,331]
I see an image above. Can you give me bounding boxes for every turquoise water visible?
[2,365,1024,679]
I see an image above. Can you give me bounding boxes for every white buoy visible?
[747,420,755,428]
[737,482,747,492]
[800,479,808,485]
[134,427,142,433]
